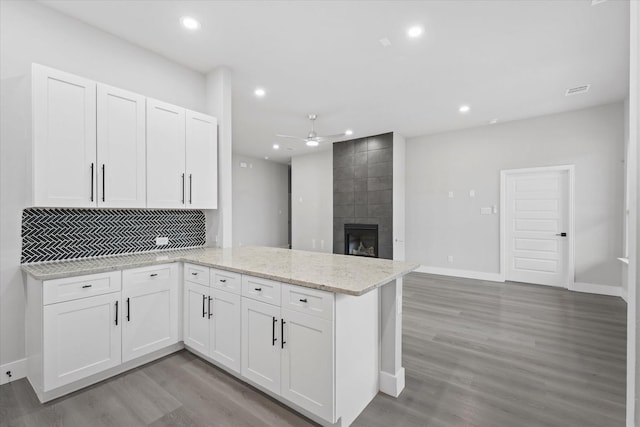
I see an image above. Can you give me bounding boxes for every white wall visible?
[0,1,207,368]
[232,155,289,248]
[629,1,640,425]
[406,103,625,288]
[291,150,333,252]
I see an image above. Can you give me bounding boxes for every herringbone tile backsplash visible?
[21,208,206,263]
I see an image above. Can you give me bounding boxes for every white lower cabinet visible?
[280,308,334,422]
[122,264,179,362]
[183,264,241,373]
[43,292,121,390]
[241,297,282,394]
[184,281,210,355]
[27,265,181,402]
[241,278,335,423]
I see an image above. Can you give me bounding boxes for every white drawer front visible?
[43,271,121,305]
[281,284,334,321]
[184,263,210,285]
[242,275,281,306]
[122,264,175,294]
[211,269,241,295]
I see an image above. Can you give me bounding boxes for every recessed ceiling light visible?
[458,105,470,113]
[407,26,423,38]
[264,156,270,160]
[345,129,353,136]
[180,16,200,30]
[489,119,498,125]
[273,144,280,150]
[306,140,319,147]
[254,88,266,97]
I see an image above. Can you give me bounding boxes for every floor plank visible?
[0,273,626,427]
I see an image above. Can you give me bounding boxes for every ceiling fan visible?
[276,114,347,147]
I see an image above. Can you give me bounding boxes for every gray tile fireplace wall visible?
[333,133,393,259]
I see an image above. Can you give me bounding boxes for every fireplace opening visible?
[344,224,378,258]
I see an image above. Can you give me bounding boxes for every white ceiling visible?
[40,0,630,163]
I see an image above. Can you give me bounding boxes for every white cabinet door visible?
[146,98,186,208]
[210,289,241,373]
[185,111,217,209]
[97,84,145,208]
[43,292,121,391]
[281,308,334,422]
[122,264,179,362]
[184,281,210,355]
[241,298,281,394]
[32,64,97,207]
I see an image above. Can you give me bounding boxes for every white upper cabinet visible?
[96,84,146,208]
[146,99,186,209]
[31,64,218,210]
[33,64,97,207]
[186,111,218,209]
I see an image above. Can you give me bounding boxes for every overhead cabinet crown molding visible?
[31,63,218,209]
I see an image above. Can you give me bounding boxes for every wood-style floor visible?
[0,273,626,427]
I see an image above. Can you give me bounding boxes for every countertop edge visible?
[21,253,420,296]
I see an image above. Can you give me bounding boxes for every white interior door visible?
[505,169,570,287]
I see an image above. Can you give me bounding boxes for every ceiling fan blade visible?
[276,134,306,140]
[316,133,347,141]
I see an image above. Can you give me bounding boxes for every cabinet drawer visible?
[184,263,209,285]
[242,275,281,306]
[211,269,241,294]
[281,284,334,321]
[43,271,121,305]
[122,264,176,294]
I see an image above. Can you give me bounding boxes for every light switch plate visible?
[156,236,169,245]
[480,207,492,215]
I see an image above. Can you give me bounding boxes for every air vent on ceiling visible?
[565,84,591,96]
[591,0,608,5]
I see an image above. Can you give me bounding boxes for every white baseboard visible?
[569,282,623,298]
[379,367,405,397]
[415,265,504,282]
[0,358,26,385]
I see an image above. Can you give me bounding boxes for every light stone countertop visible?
[21,246,420,296]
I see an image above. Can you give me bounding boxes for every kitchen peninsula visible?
[23,246,418,427]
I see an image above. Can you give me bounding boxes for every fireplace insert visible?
[344,224,378,258]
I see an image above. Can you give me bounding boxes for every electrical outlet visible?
[155,236,169,245]
[447,255,454,263]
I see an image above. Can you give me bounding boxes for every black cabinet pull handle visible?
[115,300,118,325]
[191,272,198,276]
[82,284,92,289]
[181,173,185,204]
[272,316,277,346]
[299,298,308,303]
[126,297,131,322]
[208,296,213,319]
[90,163,94,202]
[101,164,105,202]
[202,294,206,318]
[150,273,158,277]
[281,319,286,349]
[189,173,193,204]
[254,287,262,292]
[220,279,227,283]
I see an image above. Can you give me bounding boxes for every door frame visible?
[499,165,575,288]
